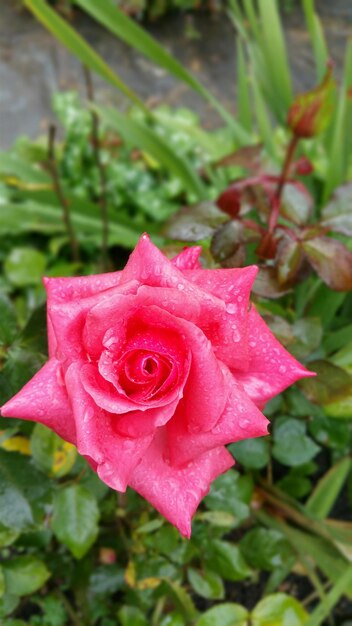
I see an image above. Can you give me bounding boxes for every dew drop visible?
[226,303,237,314]
[279,365,287,374]
[239,417,251,429]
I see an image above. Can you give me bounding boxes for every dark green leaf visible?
[272,417,320,467]
[4,248,46,287]
[52,485,100,558]
[204,470,253,525]
[240,528,295,572]
[0,293,18,346]
[118,606,149,626]
[229,438,269,469]
[187,568,224,600]
[204,540,251,582]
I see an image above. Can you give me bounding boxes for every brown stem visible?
[47,125,80,262]
[268,134,300,233]
[83,66,109,271]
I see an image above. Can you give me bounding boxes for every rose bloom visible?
[1,235,313,536]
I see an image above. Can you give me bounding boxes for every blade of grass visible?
[74,0,250,143]
[306,566,352,626]
[236,39,253,132]
[24,0,148,113]
[323,40,352,201]
[96,106,206,198]
[306,458,352,519]
[302,0,329,81]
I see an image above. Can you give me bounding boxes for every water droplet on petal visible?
[239,417,251,429]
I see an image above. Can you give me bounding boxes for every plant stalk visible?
[47,124,80,263]
[83,66,109,271]
[268,134,300,233]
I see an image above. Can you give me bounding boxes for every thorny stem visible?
[83,66,109,271]
[47,125,80,263]
[268,134,300,234]
[56,589,83,626]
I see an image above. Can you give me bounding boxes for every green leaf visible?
[160,579,198,622]
[2,556,50,596]
[97,107,205,198]
[306,457,352,519]
[204,540,251,582]
[272,417,320,467]
[252,593,308,626]
[195,603,248,626]
[4,248,46,287]
[229,437,269,469]
[24,0,147,112]
[299,359,352,417]
[118,606,149,626]
[0,525,19,549]
[0,201,144,249]
[0,451,39,531]
[0,292,18,347]
[30,424,60,473]
[187,568,224,600]
[240,528,295,572]
[204,470,253,525]
[52,485,100,558]
[0,595,20,619]
[0,568,5,598]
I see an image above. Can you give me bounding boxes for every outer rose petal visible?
[129,431,234,537]
[48,280,139,361]
[167,364,269,466]
[233,307,315,407]
[65,362,153,491]
[1,359,76,444]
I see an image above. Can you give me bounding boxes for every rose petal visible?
[136,306,228,433]
[65,362,153,490]
[120,235,252,370]
[48,280,139,361]
[80,363,184,437]
[233,307,315,407]
[1,359,76,444]
[43,271,122,304]
[172,246,202,270]
[167,363,268,466]
[129,431,234,537]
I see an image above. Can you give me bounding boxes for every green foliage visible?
[1,0,352,624]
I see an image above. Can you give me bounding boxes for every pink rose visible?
[1,235,312,536]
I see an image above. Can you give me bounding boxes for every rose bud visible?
[1,235,314,537]
[287,63,335,138]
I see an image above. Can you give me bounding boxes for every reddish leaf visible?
[164,201,228,242]
[277,237,305,286]
[210,220,246,267]
[280,181,313,226]
[292,157,314,176]
[321,183,352,236]
[299,360,352,405]
[302,236,352,291]
[252,267,291,299]
[287,63,336,138]
[213,144,263,172]
[256,232,277,260]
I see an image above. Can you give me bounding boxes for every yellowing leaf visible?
[1,436,31,455]
[52,442,77,477]
[124,561,136,587]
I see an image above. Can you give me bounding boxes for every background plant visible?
[1,0,352,624]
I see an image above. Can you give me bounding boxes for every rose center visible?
[118,349,175,401]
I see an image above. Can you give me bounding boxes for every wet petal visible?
[129,431,234,537]
[167,363,268,466]
[65,362,153,490]
[1,359,76,444]
[172,246,202,270]
[233,307,315,407]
